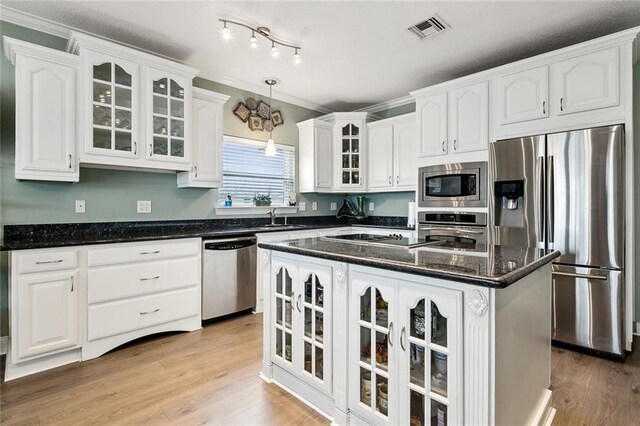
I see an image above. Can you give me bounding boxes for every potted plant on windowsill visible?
[253,192,272,207]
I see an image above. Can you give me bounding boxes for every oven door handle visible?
[419,226,484,235]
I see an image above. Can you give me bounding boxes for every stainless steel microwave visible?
[418,161,487,208]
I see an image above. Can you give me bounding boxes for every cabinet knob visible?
[453,139,458,151]
[388,176,392,185]
[441,141,446,152]
[194,166,198,178]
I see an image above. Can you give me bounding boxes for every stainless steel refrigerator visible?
[489,125,624,357]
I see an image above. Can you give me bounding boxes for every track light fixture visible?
[219,19,302,64]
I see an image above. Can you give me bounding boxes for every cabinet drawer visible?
[16,250,78,274]
[87,239,199,266]
[87,286,199,341]
[88,257,200,304]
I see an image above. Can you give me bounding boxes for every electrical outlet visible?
[330,202,337,211]
[298,202,306,211]
[75,200,86,213]
[137,200,152,214]
[312,202,318,211]
[369,202,375,211]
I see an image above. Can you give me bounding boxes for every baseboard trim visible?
[0,336,8,356]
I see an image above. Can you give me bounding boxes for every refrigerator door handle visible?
[546,155,554,245]
[553,271,608,281]
[535,156,544,243]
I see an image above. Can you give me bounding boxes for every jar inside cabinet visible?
[358,287,391,418]
[92,62,134,153]
[151,78,185,158]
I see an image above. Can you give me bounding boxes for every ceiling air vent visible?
[408,15,450,40]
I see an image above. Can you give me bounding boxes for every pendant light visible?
[265,79,277,157]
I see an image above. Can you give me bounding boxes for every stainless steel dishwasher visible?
[202,236,257,320]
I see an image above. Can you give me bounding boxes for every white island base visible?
[260,249,556,426]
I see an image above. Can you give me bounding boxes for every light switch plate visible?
[299,202,306,211]
[369,202,375,211]
[330,202,337,211]
[75,200,85,213]
[312,202,318,211]
[137,200,152,214]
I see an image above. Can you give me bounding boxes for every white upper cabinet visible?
[335,114,368,191]
[448,81,488,154]
[177,88,229,188]
[67,31,198,172]
[298,119,334,192]
[416,92,448,157]
[495,66,549,125]
[367,115,417,191]
[4,38,80,182]
[552,47,619,115]
[367,124,394,189]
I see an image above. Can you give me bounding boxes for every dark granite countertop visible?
[259,237,560,288]
[1,216,413,251]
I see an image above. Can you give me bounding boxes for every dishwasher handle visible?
[204,237,257,251]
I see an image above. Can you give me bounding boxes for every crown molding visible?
[0,5,72,39]
[355,95,414,114]
[197,69,333,114]
[0,5,333,115]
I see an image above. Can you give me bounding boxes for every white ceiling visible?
[3,1,640,112]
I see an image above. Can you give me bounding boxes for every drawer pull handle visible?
[400,326,406,351]
[140,275,160,281]
[140,250,160,255]
[388,322,394,347]
[140,308,160,315]
[35,259,64,265]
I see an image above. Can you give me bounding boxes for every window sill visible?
[214,206,300,216]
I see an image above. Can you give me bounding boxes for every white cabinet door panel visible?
[393,119,417,189]
[417,93,447,157]
[496,66,548,125]
[367,125,394,189]
[449,81,488,154]
[553,47,619,115]
[16,270,79,359]
[315,124,333,189]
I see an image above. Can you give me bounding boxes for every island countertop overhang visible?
[259,237,560,288]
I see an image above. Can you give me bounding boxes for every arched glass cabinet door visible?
[398,286,462,426]
[340,122,361,185]
[92,61,135,154]
[151,77,186,159]
[273,265,294,365]
[350,277,396,424]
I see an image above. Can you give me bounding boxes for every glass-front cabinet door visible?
[299,262,332,394]
[146,69,190,165]
[349,274,396,425]
[335,117,366,190]
[87,53,139,158]
[272,260,296,372]
[398,284,462,426]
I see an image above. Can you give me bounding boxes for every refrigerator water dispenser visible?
[494,180,524,227]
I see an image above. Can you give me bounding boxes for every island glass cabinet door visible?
[298,262,332,395]
[272,259,297,373]
[349,274,397,425]
[397,283,463,426]
[271,258,332,395]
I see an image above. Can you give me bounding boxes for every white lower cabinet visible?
[5,238,202,381]
[271,256,333,395]
[348,271,462,426]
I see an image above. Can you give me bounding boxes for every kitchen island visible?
[258,237,559,426]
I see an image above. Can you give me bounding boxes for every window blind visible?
[218,137,296,206]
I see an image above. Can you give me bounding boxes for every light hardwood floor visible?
[1,313,638,425]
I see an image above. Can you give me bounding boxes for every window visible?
[218,136,295,206]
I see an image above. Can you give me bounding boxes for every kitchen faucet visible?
[267,208,277,225]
